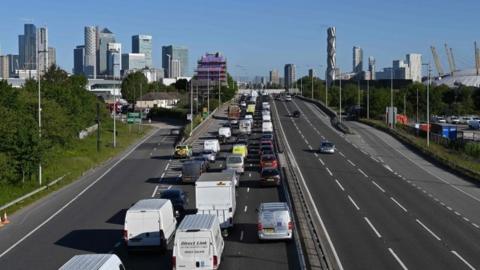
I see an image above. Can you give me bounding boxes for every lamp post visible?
[311,69,314,99]
[390,68,394,129]
[190,80,193,136]
[339,73,342,123]
[367,79,370,119]
[422,63,431,146]
[207,66,210,114]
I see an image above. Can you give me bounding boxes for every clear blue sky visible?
[0,0,478,78]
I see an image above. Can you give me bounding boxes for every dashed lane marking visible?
[416,219,441,241]
[152,185,159,197]
[390,197,408,212]
[348,195,360,210]
[364,217,381,238]
[358,168,368,178]
[451,251,475,270]
[347,159,356,166]
[326,167,333,176]
[388,248,408,270]
[335,179,345,191]
[372,181,386,193]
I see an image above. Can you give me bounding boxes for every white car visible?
[257,202,293,241]
[285,95,292,102]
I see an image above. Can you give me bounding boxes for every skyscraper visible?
[269,69,279,85]
[18,24,37,70]
[48,47,56,68]
[107,43,122,79]
[353,46,363,73]
[121,53,146,72]
[368,56,376,80]
[284,64,296,89]
[73,45,85,75]
[37,27,48,75]
[97,28,115,76]
[0,55,9,79]
[162,45,189,78]
[406,53,422,82]
[7,54,19,77]
[132,35,152,68]
[18,35,25,70]
[308,68,315,78]
[84,26,97,78]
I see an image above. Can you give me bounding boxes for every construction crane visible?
[445,43,455,76]
[430,46,444,77]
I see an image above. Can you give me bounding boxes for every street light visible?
[311,69,314,99]
[339,73,342,123]
[367,79,370,119]
[422,63,431,146]
[390,68,394,129]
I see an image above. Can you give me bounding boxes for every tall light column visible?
[367,79,370,119]
[311,70,314,99]
[390,68,394,129]
[339,75,342,123]
[207,67,210,113]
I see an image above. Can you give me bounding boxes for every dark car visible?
[260,168,281,186]
[292,110,300,118]
[160,188,188,216]
[261,133,274,142]
[259,145,274,155]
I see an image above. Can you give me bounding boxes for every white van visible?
[124,199,177,250]
[257,202,293,241]
[262,114,271,122]
[239,120,252,135]
[59,254,125,270]
[262,102,270,110]
[172,214,224,270]
[196,172,236,230]
[262,121,273,133]
[218,127,231,139]
[204,139,221,153]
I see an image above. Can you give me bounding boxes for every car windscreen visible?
[322,143,334,148]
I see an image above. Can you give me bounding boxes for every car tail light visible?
[257,223,263,231]
[288,221,293,230]
[123,230,128,241]
[213,255,218,268]
[172,256,176,269]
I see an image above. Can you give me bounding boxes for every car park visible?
[160,188,188,216]
[260,168,281,186]
[260,154,278,169]
[257,202,293,241]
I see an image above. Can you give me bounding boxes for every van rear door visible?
[177,235,211,269]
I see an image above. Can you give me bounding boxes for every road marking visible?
[314,153,319,157]
[372,181,386,193]
[378,157,384,163]
[364,217,381,238]
[152,185,159,197]
[339,151,345,157]
[383,164,393,172]
[348,195,360,210]
[335,179,345,191]
[451,251,475,270]
[326,167,333,176]
[248,173,252,177]
[168,185,172,190]
[347,159,356,166]
[358,168,368,178]
[244,205,248,212]
[390,197,408,212]
[0,128,159,259]
[416,219,441,241]
[388,248,408,270]
[247,187,250,193]
[447,206,453,211]
[161,172,165,179]
[165,163,170,170]
[240,230,244,241]
[318,158,325,166]
[455,211,461,216]
[473,223,479,228]
[463,217,470,222]
[370,156,379,162]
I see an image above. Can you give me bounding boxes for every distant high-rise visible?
[84,26,97,78]
[170,59,181,78]
[122,53,146,73]
[107,43,122,79]
[269,69,279,85]
[0,55,9,79]
[48,47,56,68]
[19,24,37,70]
[97,28,115,76]
[18,35,25,70]
[406,53,422,82]
[353,46,363,73]
[284,64,296,89]
[73,45,85,75]
[7,55,19,77]
[132,35,152,68]
[37,27,48,75]
[308,68,315,78]
[327,27,336,84]
[162,45,189,78]
[368,56,376,80]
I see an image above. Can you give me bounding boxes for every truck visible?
[195,171,236,234]
[182,160,206,183]
[227,105,241,124]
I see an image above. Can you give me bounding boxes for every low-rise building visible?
[136,92,181,109]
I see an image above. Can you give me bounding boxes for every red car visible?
[260,168,281,186]
[260,154,278,169]
[260,139,273,147]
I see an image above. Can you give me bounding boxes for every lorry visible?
[227,105,241,124]
[195,171,236,233]
[172,214,224,270]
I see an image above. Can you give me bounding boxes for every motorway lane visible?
[286,97,480,269]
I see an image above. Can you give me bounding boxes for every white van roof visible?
[197,172,234,183]
[59,254,121,270]
[260,202,289,211]
[129,199,170,212]
[177,214,217,232]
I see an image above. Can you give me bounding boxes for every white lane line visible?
[364,217,381,238]
[308,145,313,150]
[358,168,368,178]
[416,219,441,241]
[378,157,384,163]
[326,167,333,176]
[451,250,475,270]
[390,197,408,212]
[388,248,408,270]
[318,158,325,166]
[314,153,319,157]
[454,211,461,216]
[248,173,252,177]
[161,172,165,179]
[339,151,345,157]
[347,159,356,166]
[165,163,170,170]
[0,129,159,259]
[168,185,172,190]
[463,217,470,222]
[335,179,345,191]
[240,230,244,241]
[244,205,248,212]
[247,187,250,193]
[152,185,159,197]
[372,181,386,193]
[473,223,479,229]
[371,156,379,162]
[348,195,360,210]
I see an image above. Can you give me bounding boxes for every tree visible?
[175,79,188,92]
[121,72,148,104]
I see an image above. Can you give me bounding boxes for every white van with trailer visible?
[204,139,221,153]
[172,214,224,270]
[195,172,236,232]
[59,254,125,270]
[124,199,177,250]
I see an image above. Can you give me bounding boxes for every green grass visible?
[360,119,480,181]
[0,121,152,214]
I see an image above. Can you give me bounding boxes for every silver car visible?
[320,141,335,154]
[226,154,244,174]
[202,150,216,161]
[257,202,293,241]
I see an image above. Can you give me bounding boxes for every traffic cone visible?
[2,211,10,224]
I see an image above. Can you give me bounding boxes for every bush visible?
[465,142,480,159]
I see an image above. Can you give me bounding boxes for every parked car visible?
[260,168,281,186]
[59,254,125,270]
[174,145,192,159]
[257,202,293,241]
[260,154,278,169]
[226,154,245,174]
[160,188,188,216]
[319,141,335,154]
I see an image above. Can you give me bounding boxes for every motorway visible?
[273,97,480,270]
[0,103,299,269]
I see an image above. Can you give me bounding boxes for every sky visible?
[1,0,479,79]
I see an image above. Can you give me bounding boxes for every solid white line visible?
[335,179,345,191]
[390,197,408,212]
[274,100,344,270]
[0,129,159,259]
[339,151,345,157]
[358,168,368,178]
[372,181,386,193]
[152,185,159,197]
[364,217,381,238]
[318,158,325,166]
[388,248,408,270]
[416,219,441,241]
[244,205,248,212]
[326,167,333,176]
[240,230,244,241]
[451,250,475,270]
[347,160,356,166]
[348,195,360,210]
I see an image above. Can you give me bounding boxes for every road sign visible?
[127,112,140,118]
[127,112,142,124]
